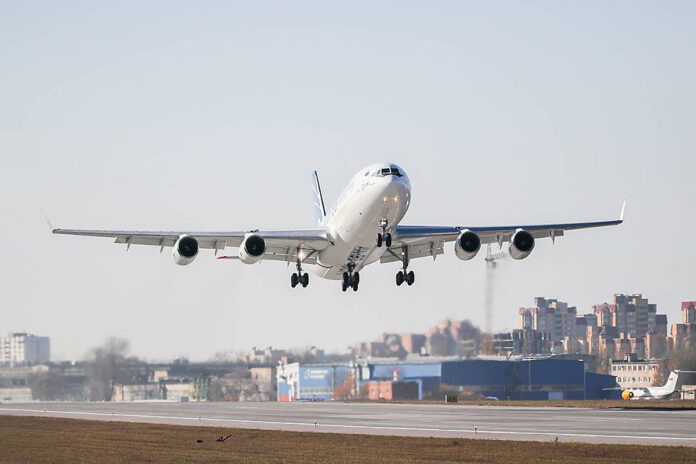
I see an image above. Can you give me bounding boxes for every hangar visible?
[276,356,619,401]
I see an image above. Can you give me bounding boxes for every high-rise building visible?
[518,297,577,342]
[682,301,696,324]
[0,333,50,365]
[593,294,662,338]
[401,334,426,354]
[671,322,696,351]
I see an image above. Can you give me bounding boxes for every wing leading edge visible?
[393,200,626,248]
[52,228,331,255]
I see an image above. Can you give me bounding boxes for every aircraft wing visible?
[394,200,625,247]
[52,228,331,258]
[385,201,625,263]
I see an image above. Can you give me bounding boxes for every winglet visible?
[619,199,627,222]
[41,208,56,233]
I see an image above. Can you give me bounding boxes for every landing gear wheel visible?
[352,272,360,285]
[396,271,404,286]
[352,282,359,292]
[385,233,392,248]
[342,281,348,292]
[301,273,309,287]
[406,270,415,286]
[377,234,383,248]
[291,273,299,288]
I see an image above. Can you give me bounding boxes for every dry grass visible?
[1,415,696,464]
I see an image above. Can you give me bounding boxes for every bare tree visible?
[84,337,140,401]
[668,346,696,372]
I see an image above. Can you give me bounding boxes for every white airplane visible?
[620,370,696,400]
[53,163,625,292]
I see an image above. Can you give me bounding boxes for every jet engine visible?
[508,229,535,260]
[622,390,634,400]
[173,235,199,265]
[239,234,266,264]
[454,230,481,260]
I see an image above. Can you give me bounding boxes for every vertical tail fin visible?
[664,371,680,391]
[311,171,326,225]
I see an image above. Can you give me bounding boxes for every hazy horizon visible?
[2,1,694,361]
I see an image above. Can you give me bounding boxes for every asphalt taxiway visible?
[1,401,695,446]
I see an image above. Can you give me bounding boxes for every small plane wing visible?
[393,200,626,247]
[52,228,331,258]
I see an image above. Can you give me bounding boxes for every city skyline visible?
[4,293,694,363]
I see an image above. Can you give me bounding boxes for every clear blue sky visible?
[1,1,694,360]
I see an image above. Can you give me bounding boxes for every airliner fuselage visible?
[311,163,411,280]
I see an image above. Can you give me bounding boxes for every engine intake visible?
[454,230,481,260]
[239,234,266,264]
[508,229,535,260]
[173,235,199,265]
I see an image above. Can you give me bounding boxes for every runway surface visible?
[2,401,695,446]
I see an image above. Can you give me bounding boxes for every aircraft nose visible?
[382,175,409,199]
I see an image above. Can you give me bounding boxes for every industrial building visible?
[610,353,666,388]
[277,362,354,402]
[277,356,619,402]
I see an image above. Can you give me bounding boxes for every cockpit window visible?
[375,167,403,177]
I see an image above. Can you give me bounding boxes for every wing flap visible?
[380,241,445,264]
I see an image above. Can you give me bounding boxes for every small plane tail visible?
[311,171,327,225]
[663,371,680,392]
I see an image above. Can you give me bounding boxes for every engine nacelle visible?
[454,230,481,260]
[239,234,266,264]
[173,235,199,266]
[508,229,535,260]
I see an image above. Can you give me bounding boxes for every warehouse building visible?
[277,362,354,402]
[440,358,618,400]
[277,356,619,401]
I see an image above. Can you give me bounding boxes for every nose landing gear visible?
[377,233,392,248]
[376,219,392,248]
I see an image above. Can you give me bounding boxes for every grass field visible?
[2,415,696,464]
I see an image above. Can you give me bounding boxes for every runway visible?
[2,401,695,446]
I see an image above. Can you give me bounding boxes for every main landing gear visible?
[395,245,414,287]
[396,269,414,286]
[342,266,360,292]
[290,262,309,288]
[376,219,392,248]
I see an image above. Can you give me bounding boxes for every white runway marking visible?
[2,407,695,443]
